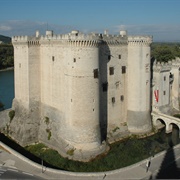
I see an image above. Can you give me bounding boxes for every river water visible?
[0,69,14,109]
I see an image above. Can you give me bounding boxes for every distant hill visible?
[0,35,11,44]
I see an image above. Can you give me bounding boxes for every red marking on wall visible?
[154,90,159,102]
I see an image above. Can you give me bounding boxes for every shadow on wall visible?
[150,57,156,113]
[149,139,180,179]
[99,39,111,142]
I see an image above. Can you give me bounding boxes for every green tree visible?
[151,44,175,62]
[0,44,14,69]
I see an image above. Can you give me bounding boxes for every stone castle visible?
[9,30,180,161]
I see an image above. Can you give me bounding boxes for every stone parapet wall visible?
[153,61,172,72]
[128,36,152,46]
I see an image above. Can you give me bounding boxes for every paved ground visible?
[0,143,180,179]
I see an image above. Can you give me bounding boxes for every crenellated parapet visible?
[153,57,180,72]
[12,36,29,45]
[171,57,180,68]
[40,30,102,47]
[40,30,128,47]
[128,36,152,46]
[12,30,153,48]
[12,30,131,48]
[12,35,41,47]
[12,35,28,42]
[153,60,171,73]
[101,34,127,46]
[102,39,127,46]
[40,31,100,40]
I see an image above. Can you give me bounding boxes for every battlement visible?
[101,34,127,45]
[12,30,129,47]
[12,35,29,42]
[153,60,171,72]
[153,57,180,72]
[40,30,101,41]
[171,57,180,68]
[128,36,152,45]
[12,35,41,46]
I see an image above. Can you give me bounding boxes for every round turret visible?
[120,30,127,37]
[61,38,106,160]
[127,36,152,134]
[36,30,40,38]
[71,30,79,35]
[46,30,53,36]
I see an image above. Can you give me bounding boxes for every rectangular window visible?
[112,97,115,103]
[120,95,124,101]
[73,58,76,62]
[164,76,166,81]
[109,67,114,75]
[108,55,111,60]
[52,56,55,61]
[93,69,98,78]
[102,82,108,92]
[163,91,166,95]
[119,55,121,59]
[122,66,126,74]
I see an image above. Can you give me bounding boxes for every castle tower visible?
[38,31,107,161]
[61,32,106,160]
[11,35,40,144]
[171,58,180,110]
[127,36,152,133]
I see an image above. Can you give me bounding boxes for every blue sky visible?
[0,0,180,41]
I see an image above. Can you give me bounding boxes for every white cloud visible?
[0,20,75,37]
[114,24,180,42]
[0,25,12,31]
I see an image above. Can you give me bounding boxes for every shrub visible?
[112,126,120,133]
[66,148,75,156]
[9,110,15,122]
[46,129,51,140]
[44,116,50,125]
[173,114,180,119]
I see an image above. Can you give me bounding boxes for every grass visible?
[25,129,172,172]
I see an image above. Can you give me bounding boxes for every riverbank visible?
[0,67,14,72]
